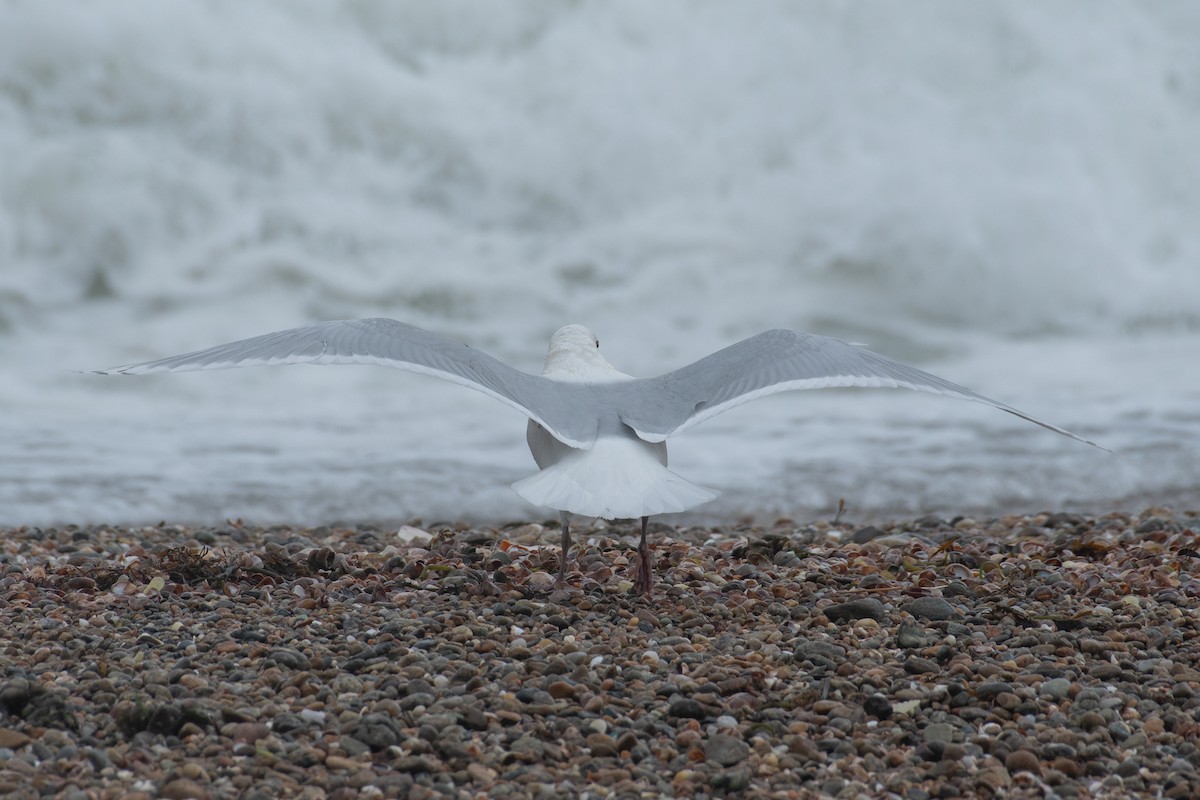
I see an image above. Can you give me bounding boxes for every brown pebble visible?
[1051,756,1082,778]
[995,692,1021,710]
[904,657,939,674]
[1005,749,1040,775]
[231,722,270,743]
[547,681,575,699]
[0,729,30,749]
[178,673,208,690]
[726,691,757,710]
[587,733,619,757]
[66,576,97,591]
[160,778,210,800]
[978,766,1011,790]
[466,762,497,783]
[324,755,360,770]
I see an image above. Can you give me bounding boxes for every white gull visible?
[98,318,1106,594]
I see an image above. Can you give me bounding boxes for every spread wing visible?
[97,318,600,448]
[618,329,1108,451]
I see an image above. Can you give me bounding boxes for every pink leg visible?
[634,515,653,595]
[557,512,571,585]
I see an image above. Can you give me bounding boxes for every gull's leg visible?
[557,511,572,584]
[634,515,653,596]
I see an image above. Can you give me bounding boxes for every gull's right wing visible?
[97,318,599,448]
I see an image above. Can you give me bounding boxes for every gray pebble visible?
[902,596,957,621]
[824,598,886,622]
[705,734,750,767]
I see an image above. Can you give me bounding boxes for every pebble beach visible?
[2,509,1199,799]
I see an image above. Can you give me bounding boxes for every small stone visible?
[1005,749,1041,775]
[942,743,967,762]
[1051,756,1082,778]
[851,526,887,543]
[586,733,618,757]
[461,706,488,731]
[668,698,707,720]
[547,681,575,699]
[995,692,1021,710]
[1039,678,1072,700]
[509,736,544,758]
[231,722,269,744]
[904,657,940,674]
[527,572,555,591]
[863,694,892,719]
[824,598,886,623]
[393,756,438,773]
[902,597,957,620]
[923,723,955,744]
[0,729,30,749]
[978,766,1011,791]
[795,640,848,661]
[896,624,926,649]
[710,768,752,791]
[160,779,210,800]
[177,673,208,690]
[466,762,497,783]
[976,681,1013,699]
[705,734,749,767]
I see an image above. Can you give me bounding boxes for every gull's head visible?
[542,324,625,381]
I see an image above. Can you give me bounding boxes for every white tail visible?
[512,438,718,519]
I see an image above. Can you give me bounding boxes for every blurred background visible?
[1,1,1197,526]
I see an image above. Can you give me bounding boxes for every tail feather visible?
[512,439,717,519]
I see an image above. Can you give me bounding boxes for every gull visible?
[98,318,1105,594]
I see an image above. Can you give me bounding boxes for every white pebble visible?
[715,715,738,729]
[589,719,608,734]
[395,525,431,544]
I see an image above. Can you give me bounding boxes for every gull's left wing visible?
[616,329,1108,451]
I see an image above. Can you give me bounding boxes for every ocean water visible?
[1,1,1198,527]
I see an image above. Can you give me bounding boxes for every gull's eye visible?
[595,339,600,348]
